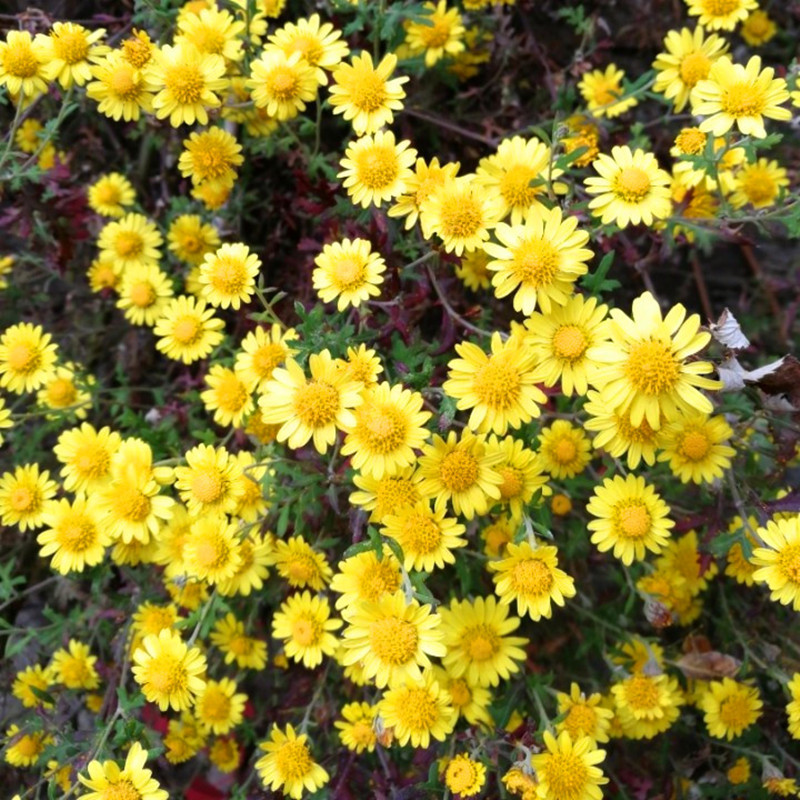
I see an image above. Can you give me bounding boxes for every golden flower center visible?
[439,449,479,493]
[400,686,440,730]
[552,325,588,361]
[740,169,776,205]
[438,195,483,240]
[359,562,402,602]
[675,128,707,155]
[721,82,765,118]
[778,544,800,583]
[47,377,77,406]
[719,694,754,730]
[703,0,739,14]
[499,166,539,208]
[253,343,287,377]
[285,554,319,583]
[355,146,399,189]
[369,616,419,665]
[553,438,578,464]
[172,316,203,345]
[402,512,442,554]
[293,380,340,428]
[679,430,711,461]
[194,28,227,55]
[349,71,388,112]
[514,237,559,285]
[287,35,323,65]
[191,470,224,503]
[292,616,320,646]
[624,674,660,712]
[472,357,522,409]
[76,445,110,477]
[180,233,202,253]
[7,342,39,372]
[4,44,38,77]
[616,502,651,540]
[679,52,711,87]
[210,256,248,294]
[115,231,144,258]
[357,404,408,453]
[564,703,597,737]
[113,485,152,522]
[447,760,479,794]
[498,466,523,500]
[195,534,232,569]
[511,558,553,596]
[275,739,313,781]
[53,30,90,64]
[129,282,156,308]
[59,514,97,552]
[267,66,299,99]
[625,339,680,395]
[10,486,35,511]
[166,63,205,104]
[108,67,138,98]
[122,37,152,68]
[418,20,451,49]
[215,375,250,412]
[591,79,619,106]
[541,750,591,800]
[147,654,188,695]
[195,145,231,178]
[201,687,232,722]
[613,167,651,203]
[461,623,501,662]
[349,720,374,746]
[448,678,471,707]
[332,256,366,289]
[15,735,44,759]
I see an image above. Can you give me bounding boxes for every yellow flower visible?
[54,422,121,493]
[335,702,377,753]
[330,549,402,609]
[266,13,349,83]
[0,30,51,97]
[611,672,684,739]
[217,530,271,595]
[538,420,592,480]
[444,753,486,797]
[787,673,800,740]
[530,730,607,800]
[729,157,789,209]
[751,516,800,610]
[121,29,154,68]
[724,519,759,586]
[256,724,329,799]
[0,322,58,394]
[132,628,207,711]
[209,737,241,772]
[87,51,154,121]
[489,435,548,519]
[685,0,757,30]
[12,664,53,709]
[587,291,720,429]
[404,1,466,67]
[337,343,383,386]
[117,264,175,326]
[210,612,268,669]
[556,683,615,744]
[433,665,493,728]
[455,248,492,291]
[259,350,364,454]
[178,126,243,188]
[350,465,424,523]
[338,130,417,209]
[38,496,110,574]
[174,443,244,515]
[329,51,408,135]
[587,474,674,565]
[167,214,221,265]
[176,6,245,62]
[247,49,319,120]
[195,678,247,735]
[201,364,254,427]
[727,756,752,785]
[235,323,297,392]
[700,678,763,740]
[98,212,162,271]
[87,256,119,292]
[579,63,638,118]
[183,515,242,585]
[40,21,108,88]
[388,156,460,230]
[502,764,540,799]
[50,639,99,690]
[14,118,42,153]
[417,428,503,520]
[652,27,728,112]
[164,712,206,764]
[147,43,228,127]
[489,540,576,621]
[741,9,777,46]
[79,741,168,800]
[200,242,260,310]
[656,529,718,595]
[691,56,791,139]
[153,294,225,364]
[268,535,332,590]
[272,590,342,668]
[88,173,136,217]
[585,146,672,228]
[341,589,445,688]
[657,412,735,483]
[0,463,56,531]
[312,237,386,310]
[4,725,52,768]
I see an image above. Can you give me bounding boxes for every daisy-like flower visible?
[132,628,207,712]
[741,9,777,46]
[652,27,729,112]
[417,429,503,520]
[701,678,763,740]
[0,30,51,97]
[176,6,245,62]
[117,264,175,326]
[420,175,504,255]
[268,535,333,590]
[88,173,135,217]
[691,56,791,139]
[312,237,386,311]
[611,672,684,739]
[40,21,108,88]
[433,665,493,728]
[485,205,593,314]
[341,381,430,479]
[656,529,718,596]
[174,443,244,516]
[247,49,319,120]
[751,516,800,610]
[121,28,154,68]
[530,730,608,800]
[341,590,445,688]
[146,43,228,127]
[404,1,465,67]
[98,212,162,272]
[235,323,297,392]
[556,683,615,744]
[330,549,402,609]
[168,214,220,265]
[335,702,378,753]
[54,423,121,493]
[0,463,56,531]
[201,365,254,428]
[272,591,342,668]
[255,724,329,800]
[38,497,110,574]
[0,322,58,394]
[388,157,460,230]
[727,757,752,785]
[525,294,608,397]
[338,130,417,209]
[455,248,492,292]
[724,519,759,587]
[50,639,99,689]
[200,242,260,310]
[685,0,757,30]
[14,119,42,153]
[443,332,546,435]
[329,51,408,135]
[337,344,384,387]
[4,725,52,768]
[588,292,720,429]
[488,435,548,519]
[585,146,672,228]
[489,541,576,621]
[163,712,206,765]
[444,753,486,798]
[381,499,467,572]
[194,678,247,735]
[537,420,593,480]
[87,256,119,292]
[787,673,800,740]
[729,158,789,209]
[211,613,268,670]
[178,127,243,189]
[12,664,53,709]
[182,515,242,585]
[439,594,528,688]
[657,412,735,484]
[154,295,225,364]
[475,136,566,224]
[266,13,349,83]
[259,349,364,454]
[579,63,638,118]
[209,737,241,772]
[586,474,675,565]
[217,529,271,596]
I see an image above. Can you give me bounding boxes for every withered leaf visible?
[675,651,741,680]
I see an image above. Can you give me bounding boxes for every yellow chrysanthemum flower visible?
[247,49,319,120]
[455,248,492,291]
[266,13,348,82]
[0,31,51,97]
[255,724,329,800]
[537,420,593,480]
[272,590,342,668]
[433,665,493,728]
[741,9,777,46]
[168,214,220,265]
[556,683,615,744]
[444,753,487,798]
[656,529,718,595]
[337,343,384,387]
[209,736,241,772]
[404,1,466,67]
[727,756,752,785]
[0,322,58,394]
[163,712,206,764]
[312,237,386,310]
[217,529,271,596]
[268,535,333,590]
[88,173,136,217]
[201,364,254,427]
[37,496,110,574]
[50,639,99,690]
[530,730,608,800]
[87,51,154,121]
[0,463,56,531]
[234,323,297,392]
[98,212,162,271]
[117,263,175,326]
[330,549,402,609]
[335,702,378,753]
[488,435,549,519]
[174,443,244,515]
[54,422,121,493]
[729,157,789,209]
[4,725,52,768]
[200,242,260,310]
[40,21,108,88]
[211,613,268,670]
[388,157,460,230]
[611,672,684,739]
[194,678,247,735]
[579,63,638,118]
[685,0,757,30]
[176,6,245,62]
[12,664,53,709]
[178,126,243,189]
[701,678,763,740]
[153,294,225,364]
[182,515,242,585]
[751,516,800,610]
[657,412,735,483]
